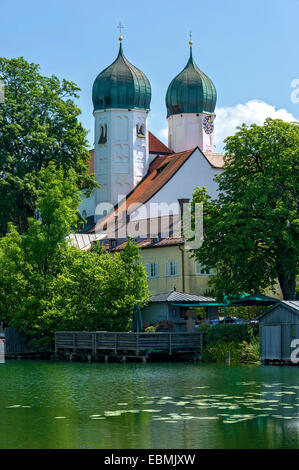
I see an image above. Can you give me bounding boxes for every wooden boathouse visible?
[257,301,299,364]
[55,331,204,362]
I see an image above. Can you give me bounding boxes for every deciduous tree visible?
[191,119,299,300]
[0,57,96,235]
[0,165,149,347]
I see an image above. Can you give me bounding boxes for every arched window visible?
[136,123,145,138]
[99,124,107,144]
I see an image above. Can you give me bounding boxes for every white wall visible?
[168,113,215,153]
[130,148,222,220]
[93,108,149,219]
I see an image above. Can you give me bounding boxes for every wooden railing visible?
[55,331,204,357]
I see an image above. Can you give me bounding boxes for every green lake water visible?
[0,360,298,449]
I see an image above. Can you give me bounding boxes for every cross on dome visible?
[118,22,124,41]
[189,31,193,46]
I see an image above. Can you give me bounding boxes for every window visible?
[145,262,159,279]
[166,260,179,277]
[82,210,87,219]
[98,124,107,144]
[195,261,215,276]
[136,123,145,137]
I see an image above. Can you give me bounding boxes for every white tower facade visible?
[92,38,151,220]
[93,108,149,213]
[168,113,215,153]
[166,41,217,155]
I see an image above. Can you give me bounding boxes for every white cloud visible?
[214,99,296,151]
[156,100,297,151]
[158,126,168,142]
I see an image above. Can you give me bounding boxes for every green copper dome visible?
[92,43,151,112]
[166,47,217,118]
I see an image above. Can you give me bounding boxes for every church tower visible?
[166,37,217,153]
[92,35,151,216]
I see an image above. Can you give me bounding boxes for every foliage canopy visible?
[191,118,299,300]
[0,164,149,348]
[0,57,97,235]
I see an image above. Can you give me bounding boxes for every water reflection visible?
[0,361,298,449]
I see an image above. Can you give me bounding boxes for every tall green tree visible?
[0,57,96,235]
[191,118,299,300]
[41,239,150,343]
[0,162,82,329]
[0,165,149,347]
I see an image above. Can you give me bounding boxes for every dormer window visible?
[156,162,169,174]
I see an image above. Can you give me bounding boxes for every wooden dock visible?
[4,327,42,358]
[55,331,204,362]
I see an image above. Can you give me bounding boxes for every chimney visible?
[178,198,190,217]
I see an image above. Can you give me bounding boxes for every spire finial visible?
[189,31,193,46]
[118,22,124,42]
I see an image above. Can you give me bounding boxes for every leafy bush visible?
[203,338,260,364]
[145,326,156,333]
[239,338,260,363]
[196,323,211,333]
[205,323,257,345]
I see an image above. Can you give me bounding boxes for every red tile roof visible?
[122,148,195,208]
[108,237,185,252]
[91,148,196,233]
[148,131,172,154]
[87,136,224,176]
[202,152,225,169]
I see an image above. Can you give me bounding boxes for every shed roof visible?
[256,300,299,320]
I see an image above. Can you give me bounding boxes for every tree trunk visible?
[278,272,296,300]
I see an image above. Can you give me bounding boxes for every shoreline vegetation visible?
[198,323,260,364]
[4,324,261,366]
[203,339,260,364]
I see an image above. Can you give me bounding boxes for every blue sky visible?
[1,0,298,150]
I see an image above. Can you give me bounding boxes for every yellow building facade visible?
[140,243,214,296]
[139,242,283,299]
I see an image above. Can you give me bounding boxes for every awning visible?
[229,293,280,306]
[171,293,280,308]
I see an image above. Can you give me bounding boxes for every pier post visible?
[226,351,230,366]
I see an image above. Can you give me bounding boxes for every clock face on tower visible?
[202,115,214,134]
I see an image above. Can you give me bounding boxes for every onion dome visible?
[92,40,151,112]
[166,44,216,118]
